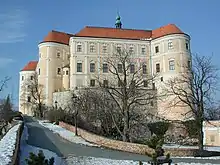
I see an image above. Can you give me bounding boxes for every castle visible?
[19,15,191,120]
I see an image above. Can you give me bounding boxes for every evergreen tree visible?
[0,95,13,122]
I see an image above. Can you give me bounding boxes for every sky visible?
[0,0,220,106]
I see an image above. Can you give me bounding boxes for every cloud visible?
[0,57,15,67]
[0,8,27,43]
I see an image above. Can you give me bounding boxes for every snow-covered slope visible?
[0,122,21,165]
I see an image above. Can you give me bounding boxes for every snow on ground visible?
[19,124,67,165]
[65,155,220,165]
[39,121,98,147]
[0,122,21,165]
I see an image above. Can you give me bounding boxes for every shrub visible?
[182,120,199,138]
[146,135,164,149]
[147,121,170,137]
[26,150,54,165]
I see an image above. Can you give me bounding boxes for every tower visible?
[115,13,122,29]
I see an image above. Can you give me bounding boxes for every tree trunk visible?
[122,106,130,142]
[198,119,204,151]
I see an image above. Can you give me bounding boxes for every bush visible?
[182,120,199,138]
[147,121,170,137]
[46,108,65,124]
[146,135,164,149]
[26,150,54,165]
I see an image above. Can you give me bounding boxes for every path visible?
[24,116,220,164]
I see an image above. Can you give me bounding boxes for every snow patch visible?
[39,121,98,147]
[0,122,21,165]
[65,155,220,165]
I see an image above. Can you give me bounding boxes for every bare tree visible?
[96,49,157,142]
[165,54,219,150]
[20,72,45,117]
[0,77,10,92]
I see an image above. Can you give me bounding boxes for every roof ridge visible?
[84,26,152,32]
[51,30,74,36]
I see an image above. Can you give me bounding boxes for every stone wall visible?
[59,121,197,157]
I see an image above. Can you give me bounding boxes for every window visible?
[210,135,215,142]
[152,83,156,90]
[188,60,191,69]
[21,76,24,81]
[141,47,146,55]
[129,47,134,54]
[168,40,173,49]
[150,101,154,106]
[38,68,40,75]
[116,46,121,53]
[90,45,95,53]
[103,45,107,53]
[103,64,108,73]
[103,80,108,87]
[90,63,95,72]
[57,52,61,58]
[27,96,31,102]
[143,80,148,87]
[143,64,147,74]
[68,54,70,59]
[30,76,33,80]
[77,45,82,52]
[186,42,189,50]
[118,64,122,73]
[57,68,61,75]
[169,60,175,70]
[66,70,69,75]
[77,63,82,72]
[155,46,159,53]
[161,77,163,82]
[156,63,160,73]
[90,79,95,87]
[130,64,135,73]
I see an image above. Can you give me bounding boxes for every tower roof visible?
[75,24,186,40]
[21,61,38,71]
[40,30,74,45]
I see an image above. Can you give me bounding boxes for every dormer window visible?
[77,45,82,52]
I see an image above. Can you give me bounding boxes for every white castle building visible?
[19,16,191,120]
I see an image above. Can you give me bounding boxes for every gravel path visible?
[24,116,220,164]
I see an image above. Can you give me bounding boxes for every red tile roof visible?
[75,26,152,40]
[152,24,184,39]
[21,61,38,71]
[75,24,185,40]
[41,30,74,45]
[40,24,187,44]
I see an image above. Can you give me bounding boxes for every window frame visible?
[90,79,95,87]
[141,47,146,55]
[155,46,159,53]
[57,68,61,75]
[156,63,160,73]
[169,60,175,70]
[103,63,108,73]
[143,64,147,74]
[77,44,82,52]
[89,44,95,53]
[90,63,95,73]
[77,63,82,72]
[168,40,173,50]
[130,64,135,73]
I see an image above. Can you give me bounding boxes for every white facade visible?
[19,25,191,120]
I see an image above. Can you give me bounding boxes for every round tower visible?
[19,61,38,115]
[151,24,191,121]
[38,30,72,106]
